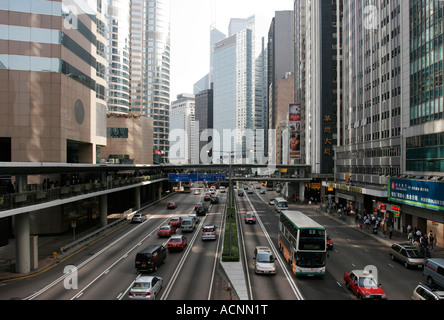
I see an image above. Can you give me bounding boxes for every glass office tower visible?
[130,0,171,163]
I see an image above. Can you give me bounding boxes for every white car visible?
[201,225,217,240]
[219,186,226,193]
[269,199,275,205]
[128,276,163,300]
[131,213,147,223]
[253,246,276,275]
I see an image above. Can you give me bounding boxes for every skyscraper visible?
[169,93,195,164]
[213,18,254,162]
[130,0,171,163]
[334,0,403,214]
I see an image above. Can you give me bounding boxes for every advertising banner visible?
[388,178,444,212]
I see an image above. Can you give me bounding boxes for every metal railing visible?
[0,174,166,212]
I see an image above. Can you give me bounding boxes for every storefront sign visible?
[388,178,444,212]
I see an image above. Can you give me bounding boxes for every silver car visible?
[253,246,276,275]
[128,275,163,300]
[412,283,444,300]
[131,213,147,223]
[389,243,426,268]
[201,225,217,240]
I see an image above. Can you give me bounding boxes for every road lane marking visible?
[245,193,304,300]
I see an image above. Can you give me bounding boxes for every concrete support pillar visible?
[134,186,141,210]
[299,182,305,202]
[30,235,38,270]
[15,212,30,274]
[100,194,107,227]
[158,184,162,199]
[150,185,156,201]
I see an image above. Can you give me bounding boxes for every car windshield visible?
[160,226,170,230]
[406,249,425,258]
[246,213,254,218]
[169,237,181,242]
[257,253,274,263]
[203,227,214,232]
[132,282,150,289]
[182,220,191,225]
[358,276,378,287]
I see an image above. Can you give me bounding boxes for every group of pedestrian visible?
[406,225,436,251]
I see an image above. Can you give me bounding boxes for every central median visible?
[222,200,240,262]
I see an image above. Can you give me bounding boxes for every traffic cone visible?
[227,281,231,291]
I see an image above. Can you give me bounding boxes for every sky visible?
[169,0,294,100]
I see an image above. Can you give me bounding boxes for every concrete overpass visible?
[0,162,312,273]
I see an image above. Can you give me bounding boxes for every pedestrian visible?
[389,225,393,239]
[428,231,435,250]
[407,224,412,235]
[408,231,414,244]
[416,229,422,243]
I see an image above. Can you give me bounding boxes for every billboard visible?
[289,104,301,160]
[388,178,444,212]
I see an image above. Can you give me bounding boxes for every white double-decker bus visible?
[274,197,288,213]
[278,210,326,277]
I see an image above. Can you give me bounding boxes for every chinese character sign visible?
[388,178,444,212]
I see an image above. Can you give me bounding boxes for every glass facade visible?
[409,0,444,125]
[107,0,131,114]
[406,133,444,172]
[131,0,171,161]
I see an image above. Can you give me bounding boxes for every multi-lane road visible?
[0,185,431,301]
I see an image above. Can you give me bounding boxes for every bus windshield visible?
[298,229,326,250]
[278,202,288,208]
[295,252,326,268]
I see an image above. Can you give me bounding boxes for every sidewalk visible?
[315,204,444,259]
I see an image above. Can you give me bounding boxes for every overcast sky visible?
[169,0,293,100]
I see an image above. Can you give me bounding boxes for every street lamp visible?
[207,149,234,257]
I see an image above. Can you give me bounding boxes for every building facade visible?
[130,0,171,163]
[331,0,444,246]
[169,93,195,164]
[213,23,254,161]
[0,0,107,164]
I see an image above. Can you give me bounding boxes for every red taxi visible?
[245,212,256,224]
[167,235,187,251]
[344,270,387,300]
[167,201,177,209]
[168,217,182,229]
[157,225,176,238]
[326,234,333,250]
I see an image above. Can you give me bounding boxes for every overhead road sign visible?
[168,173,226,182]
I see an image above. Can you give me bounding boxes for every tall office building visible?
[213,18,254,161]
[398,0,444,239]
[107,0,131,114]
[334,0,404,217]
[130,0,171,163]
[293,0,339,194]
[169,93,195,164]
[194,88,213,164]
[267,11,294,164]
[0,0,107,163]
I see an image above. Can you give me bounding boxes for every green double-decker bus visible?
[278,210,326,277]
